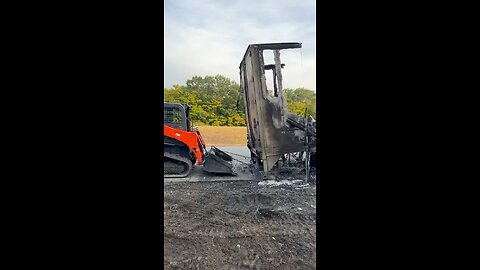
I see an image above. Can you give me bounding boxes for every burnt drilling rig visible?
[239,42,316,180]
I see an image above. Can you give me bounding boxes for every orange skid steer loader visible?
[163,102,234,178]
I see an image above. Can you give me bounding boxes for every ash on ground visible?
[266,160,317,185]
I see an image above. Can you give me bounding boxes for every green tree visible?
[284,87,316,118]
[163,75,314,126]
[185,75,245,125]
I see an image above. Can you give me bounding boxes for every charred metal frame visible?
[239,42,315,177]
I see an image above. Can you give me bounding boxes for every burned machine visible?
[239,42,316,179]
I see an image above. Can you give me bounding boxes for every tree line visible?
[164,75,316,126]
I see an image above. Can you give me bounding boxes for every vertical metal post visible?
[304,108,310,183]
[305,136,310,183]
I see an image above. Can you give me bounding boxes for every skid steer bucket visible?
[203,147,234,174]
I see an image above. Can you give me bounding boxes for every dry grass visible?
[195,126,247,146]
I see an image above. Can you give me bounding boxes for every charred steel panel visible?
[239,43,309,175]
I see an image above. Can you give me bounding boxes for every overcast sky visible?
[164,0,316,91]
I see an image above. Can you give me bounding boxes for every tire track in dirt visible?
[164,181,316,269]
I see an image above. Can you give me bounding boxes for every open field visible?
[196,126,247,146]
[164,181,316,269]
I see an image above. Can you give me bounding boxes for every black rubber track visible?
[164,152,193,178]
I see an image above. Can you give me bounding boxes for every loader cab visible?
[164,102,191,131]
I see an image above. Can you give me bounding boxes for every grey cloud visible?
[164,0,316,91]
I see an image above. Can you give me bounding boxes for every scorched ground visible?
[164,180,316,269]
